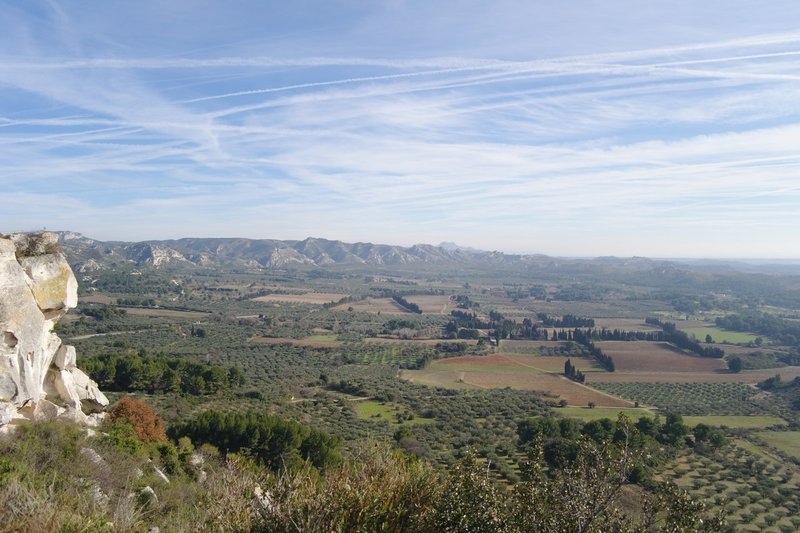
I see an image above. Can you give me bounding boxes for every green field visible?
[355,400,436,425]
[555,406,655,422]
[540,410,784,429]
[682,415,786,429]
[682,326,761,344]
[355,400,395,422]
[754,431,800,459]
[304,334,339,342]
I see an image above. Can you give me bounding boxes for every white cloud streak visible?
[1,14,800,256]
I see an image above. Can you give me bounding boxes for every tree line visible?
[646,318,725,358]
[571,329,615,371]
[563,358,586,383]
[81,352,245,395]
[391,294,422,314]
[537,313,595,328]
[716,311,800,347]
[168,410,341,470]
[518,413,726,474]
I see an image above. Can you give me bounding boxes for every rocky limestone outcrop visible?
[0,232,107,431]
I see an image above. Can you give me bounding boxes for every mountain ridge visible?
[53,232,800,278]
[57,232,493,270]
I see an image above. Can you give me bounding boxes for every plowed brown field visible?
[597,341,726,372]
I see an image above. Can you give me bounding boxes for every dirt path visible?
[495,354,631,406]
[70,330,137,340]
[497,353,549,372]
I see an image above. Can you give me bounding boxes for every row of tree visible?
[563,358,586,383]
[80,305,127,320]
[449,309,490,329]
[391,294,422,314]
[572,329,615,371]
[537,313,595,328]
[646,318,725,358]
[116,297,158,307]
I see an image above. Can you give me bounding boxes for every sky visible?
[1,1,800,258]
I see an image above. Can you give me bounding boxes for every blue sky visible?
[2,1,800,258]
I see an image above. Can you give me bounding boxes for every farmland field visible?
[333,297,410,314]
[437,354,599,373]
[596,341,726,372]
[404,295,452,314]
[587,366,800,384]
[555,410,786,428]
[591,382,785,416]
[364,338,479,346]
[682,415,787,428]
[499,340,572,354]
[494,353,603,372]
[659,445,800,531]
[355,400,395,422]
[355,400,436,426]
[252,292,349,304]
[403,355,632,407]
[348,343,433,368]
[593,318,661,331]
[754,431,800,459]
[682,326,761,344]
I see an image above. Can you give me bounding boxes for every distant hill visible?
[57,232,501,270]
[54,232,800,293]
[438,241,487,254]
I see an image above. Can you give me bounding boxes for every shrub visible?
[109,397,167,442]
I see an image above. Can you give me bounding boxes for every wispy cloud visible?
[1,2,799,257]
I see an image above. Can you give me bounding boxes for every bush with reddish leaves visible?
[109,396,166,442]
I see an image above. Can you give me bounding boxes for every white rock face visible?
[0,232,108,429]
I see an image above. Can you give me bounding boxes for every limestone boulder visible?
[0,233,107,428]
[0,401,16,425]
[54,344,76,369]
[70,367,108,412]
[18,254,78,316]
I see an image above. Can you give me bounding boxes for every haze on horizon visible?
[2,1,800,259]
